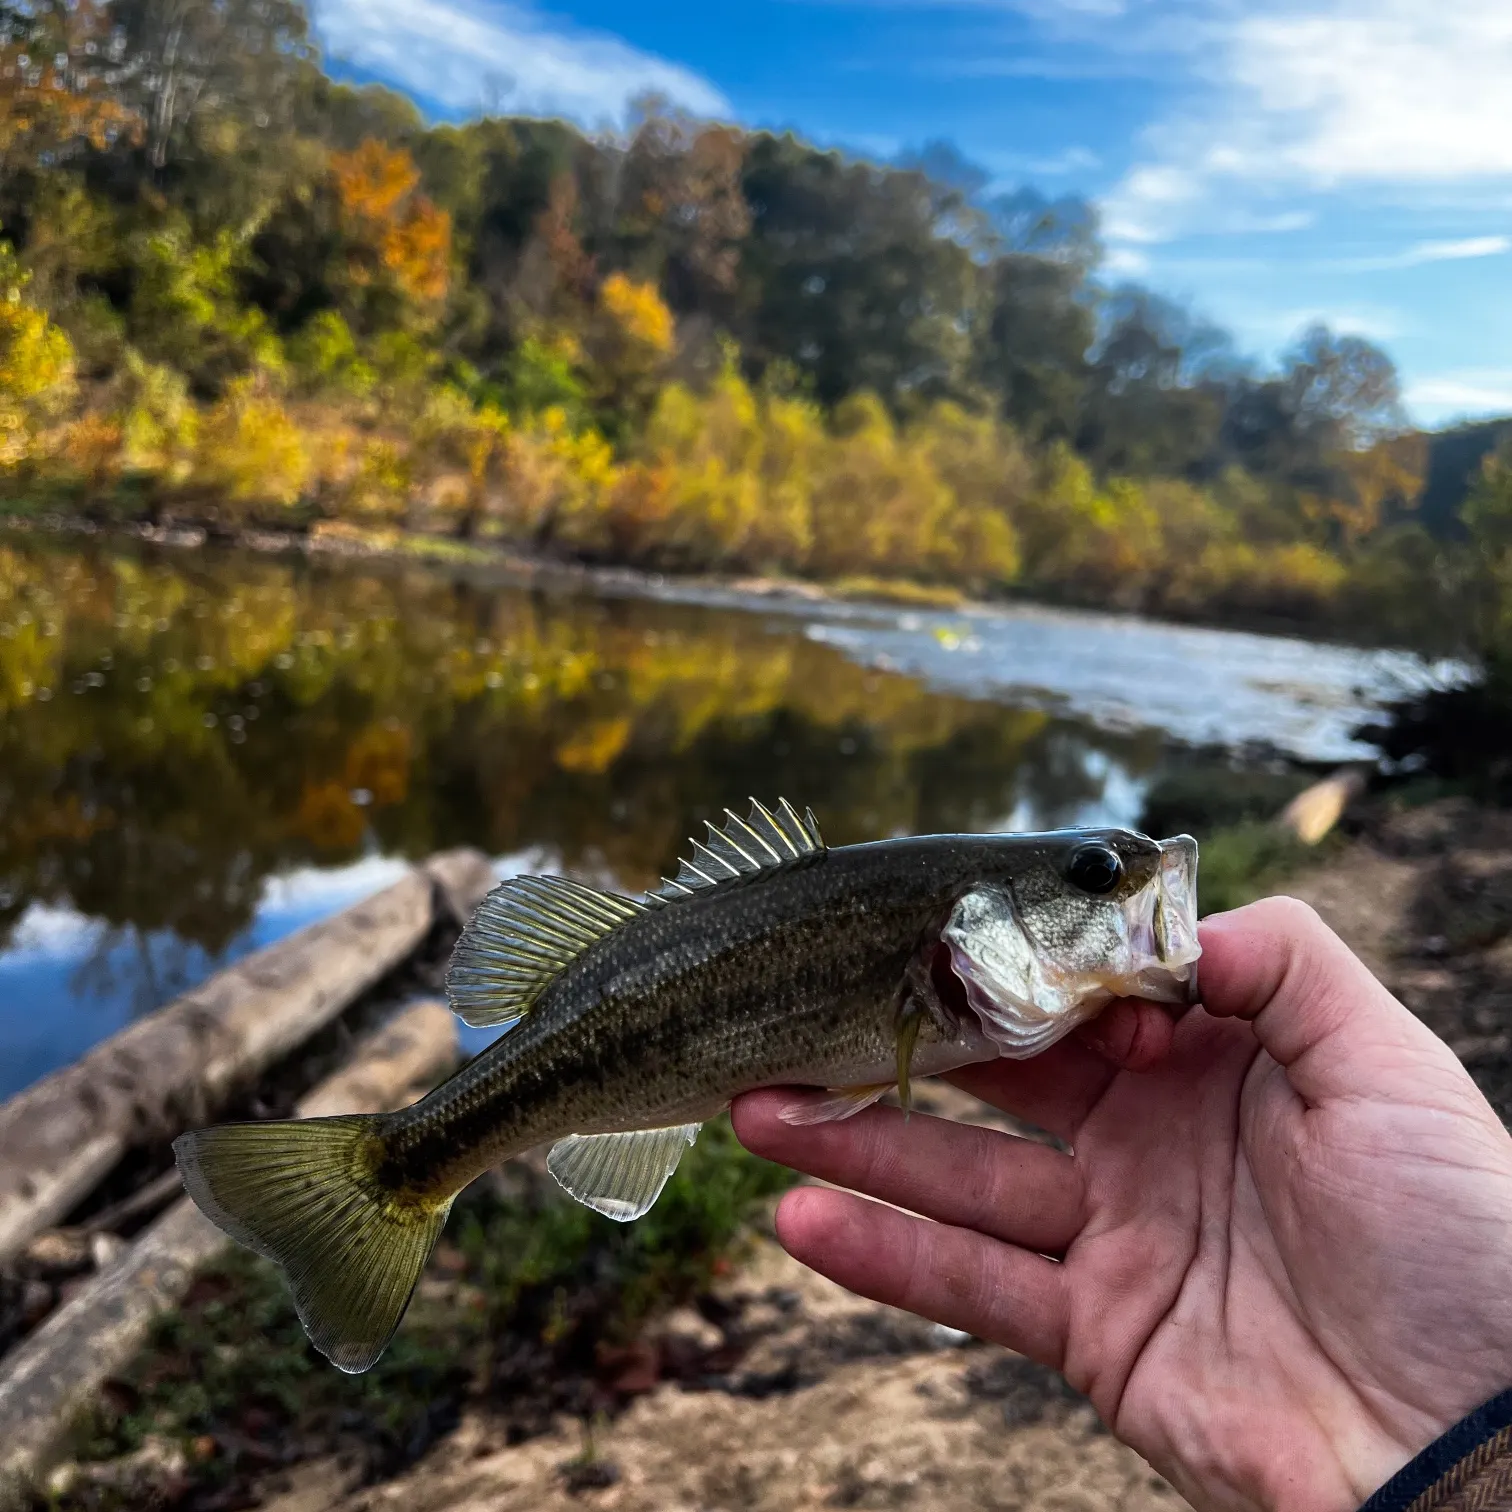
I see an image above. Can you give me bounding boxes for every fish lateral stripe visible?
[648,797,825,905]
[446,873,646,1028]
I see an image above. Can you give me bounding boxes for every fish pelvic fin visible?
[776,1083,893,1126]
[896,1000,926,1122]
[174,1117,452,1374]
[648,798,824,905]
[546,1124,701,1221]
[447,874,647,1028]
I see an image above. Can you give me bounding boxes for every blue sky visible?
[311,0,1512,429]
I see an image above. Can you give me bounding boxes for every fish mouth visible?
[1115,834,1201,1006]
[938,833,1202,1060]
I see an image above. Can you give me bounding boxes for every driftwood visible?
[0,848,495,1264]
[0,999,460,1506]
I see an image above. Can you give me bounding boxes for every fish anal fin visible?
[546,1124,701,1221]
[446,874,645,1029]
[776,1083,893,1127]
[648,798,825,905]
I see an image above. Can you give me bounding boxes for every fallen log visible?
[0,848,495,1264]
[0,999,460,1507]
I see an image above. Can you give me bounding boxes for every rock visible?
[654,1305,723,1354]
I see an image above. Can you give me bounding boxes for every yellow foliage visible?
[500,408,617,544]
[586,273,676,414]
[599,273,675,356]
[195,382,311,513]
[810,394,953,579]
[638,370,764,565]
[555,715,633,773]
[0,248,75,465]
[346,437,412,520]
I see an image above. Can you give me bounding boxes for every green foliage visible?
[501,333,588,420]
[288,310,376,397]
[1195,823,1318,917]
[126,224,283,387]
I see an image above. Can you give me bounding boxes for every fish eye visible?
[1066,843,1123,895]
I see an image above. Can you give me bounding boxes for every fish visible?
[173,799,1200,1374]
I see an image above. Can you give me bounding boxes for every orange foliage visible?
[331,139,452,305]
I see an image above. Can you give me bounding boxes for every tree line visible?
[0,0,1502,643]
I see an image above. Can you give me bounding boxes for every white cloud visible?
[1407,371,1512,425]
[1102,0,1512,249]
[1337,235,1512,272]
[313,0,727,122]
[1102,245,1150,275]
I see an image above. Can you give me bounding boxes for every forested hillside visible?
[2,0,1509,643]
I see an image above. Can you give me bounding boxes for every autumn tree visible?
[614,99,750,312]
[734,133,979,410]
[0,0,137,171]
[330,138,452,322]
[106,0,311,172]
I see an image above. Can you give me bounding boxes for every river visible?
[0,533,1455,1099]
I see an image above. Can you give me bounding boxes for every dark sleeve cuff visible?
[1360,1389,1512,1512]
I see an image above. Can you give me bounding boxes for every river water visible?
[0,534,1454,1099]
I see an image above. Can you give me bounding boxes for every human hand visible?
[732,897,1512,1512]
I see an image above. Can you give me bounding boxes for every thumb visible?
[1198,895,1458,1108]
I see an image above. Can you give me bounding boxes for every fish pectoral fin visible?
[546,1124,701,1221]
[446,874,647,1029]
[776,1083,893,1126]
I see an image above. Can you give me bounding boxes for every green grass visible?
[829,574,966,608]
[53,1117,793,1507]
[1197,821,1321,916]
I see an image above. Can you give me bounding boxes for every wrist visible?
[1357,1388,1512,1512]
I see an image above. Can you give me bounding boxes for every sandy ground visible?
[256,1231,1181,1512]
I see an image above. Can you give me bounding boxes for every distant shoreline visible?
[0,506,1451,657]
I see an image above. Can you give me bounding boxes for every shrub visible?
[194,381,311,516]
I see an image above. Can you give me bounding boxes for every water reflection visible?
[0,534,1234,1092]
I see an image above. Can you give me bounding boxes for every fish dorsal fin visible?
[547,1124,701,1221]
[648,797,824,906]
[446,874,646,1029]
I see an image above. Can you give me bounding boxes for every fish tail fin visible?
[173,1116,453,1374]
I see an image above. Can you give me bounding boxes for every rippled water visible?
[0,535,1448,1097]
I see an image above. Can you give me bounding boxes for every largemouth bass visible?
[175,799,1199,1373]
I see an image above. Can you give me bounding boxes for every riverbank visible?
[0,505,1461,655]
[22,790,1511,1512]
